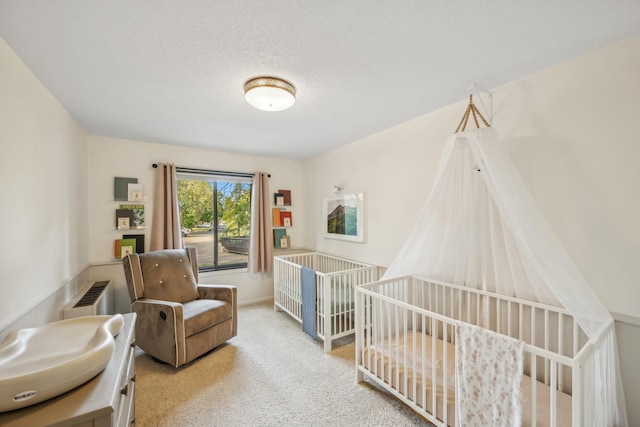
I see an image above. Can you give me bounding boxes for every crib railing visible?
[274,255,304,321]
[355,275,591,427]
[274,252,378,352]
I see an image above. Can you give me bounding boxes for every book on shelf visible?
[280,235,290,249]
[273,229,287,249]
[280,211,292,227]
[116,208,135,229]
[114,177,137,201]
[272,207,282,227]
[123,234,145,254]
[277,189,291,205]
[119,204,145,229]
[114,238,137,259]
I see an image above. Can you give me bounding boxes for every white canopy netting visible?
[382,127,627,426]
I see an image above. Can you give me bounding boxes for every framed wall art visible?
[322,192,364,243]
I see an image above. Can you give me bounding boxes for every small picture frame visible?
[130,189,143,201]
[117,217,130,230]
[280,236,289,249]
[128,183,144,201]
[274,192,285,206]
[283,217,291,227]
[120,245,134,257]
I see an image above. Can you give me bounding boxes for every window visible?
[176,169,253,271]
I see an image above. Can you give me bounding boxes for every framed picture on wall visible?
[322,193,365,243]
[128,183,144,201]
[117,217,130,230]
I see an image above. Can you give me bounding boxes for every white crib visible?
[355,275,601,427]
[274,252,378,353]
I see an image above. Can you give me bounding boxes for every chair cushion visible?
[183,299,232,337]
[139,249,199,303]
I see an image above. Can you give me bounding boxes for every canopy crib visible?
[355,115,627,426]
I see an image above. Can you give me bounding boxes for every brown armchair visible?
[122,247,237,367]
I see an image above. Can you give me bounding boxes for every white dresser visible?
[0,313,137,427]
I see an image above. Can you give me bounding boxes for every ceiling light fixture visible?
[244,76,296,112]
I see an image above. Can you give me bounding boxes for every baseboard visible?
[239,296,274,307]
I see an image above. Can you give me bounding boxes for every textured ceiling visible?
[1,1,639,160]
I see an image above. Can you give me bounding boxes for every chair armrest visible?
[197,284,237,303]
[198,285,237,337]
[131,299,186,367]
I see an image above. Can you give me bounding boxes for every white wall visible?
[87,135,305,312]
[302,96,455,267]
[0,38,89,332]
[303,35,640,319]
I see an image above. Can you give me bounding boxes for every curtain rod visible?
[152,163,270,178]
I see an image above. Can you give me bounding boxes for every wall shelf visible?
[272,190,294,249]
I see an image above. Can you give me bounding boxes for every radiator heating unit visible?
[63,280,113,319]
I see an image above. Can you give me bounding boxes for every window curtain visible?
[248,172,273,273]
[150,162,183,251]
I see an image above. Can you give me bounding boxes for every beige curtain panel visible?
[248,172,273,273]
[150,162,183,251]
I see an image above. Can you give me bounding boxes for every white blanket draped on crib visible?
[455,322,524,427]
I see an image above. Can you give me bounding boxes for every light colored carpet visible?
[134,301,434,426]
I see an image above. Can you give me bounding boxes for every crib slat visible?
[374,296,381,378]
[421,314,427,412]
[531,307,537,349]
[550,360,557,427]
[395,304,400,394]
[442,321,448,426]
[387,300,392,384]
[411,311,417,408]
[519,303,524,340]
[558,313,564,391]
[507,300,512,337]
[531,355,537,426]
[497,298,501,334]
[377,295,383,379]
[466,290,471,323]
[431,317,437,420]
[364,293,370,370]
[545,309,550,385]
[573,319,579,357]
[403,308,408,400]
[355,287,364,382]
[449,287,454,320]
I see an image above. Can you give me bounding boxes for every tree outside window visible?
[177,172,252,271]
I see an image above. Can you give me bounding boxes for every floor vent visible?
[63,280,113,319]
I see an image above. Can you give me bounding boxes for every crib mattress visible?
[361,331,572,426]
